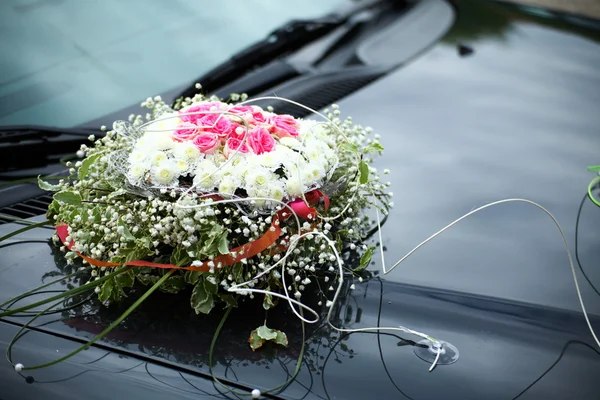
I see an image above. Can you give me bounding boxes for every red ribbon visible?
[56,189,329,272]
[57,216,281,272]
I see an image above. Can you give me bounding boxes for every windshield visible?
[0,0,354,128]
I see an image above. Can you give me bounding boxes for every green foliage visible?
[190,275,218,314]
[248,324,288,351]
[358,160,369,184]
[78,154,100,181]
[355,246,375,271]
[38,176,62,191]
[54,191,82,205]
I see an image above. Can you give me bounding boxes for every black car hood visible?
[2,1,600,399]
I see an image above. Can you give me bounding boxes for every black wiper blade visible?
[0,125,100,142]
[0,125,103,172]
[176,0,400,100]
[177,15,345,100]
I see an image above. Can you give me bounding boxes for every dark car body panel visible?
[2,0,600,398]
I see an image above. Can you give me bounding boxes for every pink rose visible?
[271,114,299,138]
[179,102,222,124]
[197,114,233,137]
[228,123,250,140]
[193,133,221,154]
[251,111,271,126]
[224,137,249,157]
[172,122,200,142]
[228,105,254,115]
[247,127,275,155]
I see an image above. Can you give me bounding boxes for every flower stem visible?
[10,269,175,371]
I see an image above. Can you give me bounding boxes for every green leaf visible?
[190,278,215,314]
[78,154,100,181]
[217,234,229,255]
[115,269,135,289]
[356,246,375,271]
[119,219,135,240]
[275,331,288,347]
[137,237,152,250]
[248,329,266,351]
[170,245,192,267]
[54,191,82,205]
[38,176,61,191]
[107,188,128,199]
[218,293,238,308]
[256,325,278,340]
[248,325,287,351]
[263,292,274,310]
[136,273,159,286]
[46,199,60,219]
[340,142,359,153]
[184,270,203,285]
[118,219,135,241]
[587,165,600,172]
[98,279,114,302]
[359,160,369,184]
[364,142,384,154]
[159,276,185,294]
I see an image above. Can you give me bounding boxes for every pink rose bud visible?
[224,137,250,157]
[172,122,200,142]
[179,102,222,124]
[198,114,233,137]
[247,127,276,155]
[272,114,299,138]
[228,105,254,115]
[251,111,271,125]
[228,123,249,140]
[193,133,221,154]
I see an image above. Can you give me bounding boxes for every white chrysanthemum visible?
[245,167,273,190]
[279,136,301,149]
[151,160,177,186]
[304,147,323,163]
[149,150,168,166]
[136,131,175,151]
[302,163,325,182]
[128,149,149,165]
[174,159,192,174]
[128,163,148,183]
[268,183,285,202]
[218,176,239,196]
[173,141,201,162]
[207,153,227,165]
[255,151,282,169]
[193,159,219,189]
[298,120,329,138]
[285,170,305,197]
[144,112,181,133]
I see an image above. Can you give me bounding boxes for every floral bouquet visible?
[33,92,391,352]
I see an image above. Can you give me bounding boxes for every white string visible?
[379,198,599,348]
[226,197,600,374]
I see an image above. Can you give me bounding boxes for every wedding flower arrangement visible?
[37,93,391,348]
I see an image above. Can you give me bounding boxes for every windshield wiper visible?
[0,125,100,142]
[0,125,103,172]
[176,0,399,99]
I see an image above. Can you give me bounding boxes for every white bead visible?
[251,389,261,399]
[14,363,24,372]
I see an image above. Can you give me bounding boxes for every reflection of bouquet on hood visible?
[40,92,392,345]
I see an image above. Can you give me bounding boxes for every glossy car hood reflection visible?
[2,1,600,399]
[336,0,600,314]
